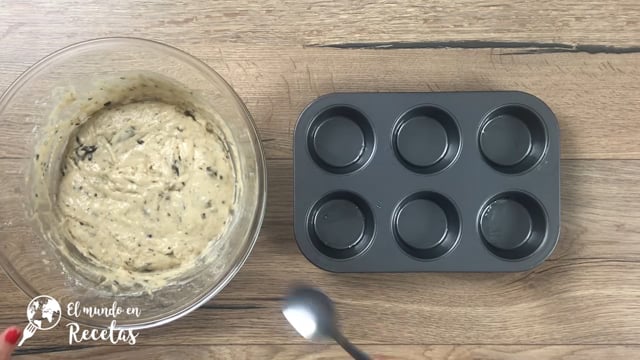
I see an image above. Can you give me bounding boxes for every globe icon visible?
[26,295,61,331]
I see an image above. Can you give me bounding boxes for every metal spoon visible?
[282,286,371,360]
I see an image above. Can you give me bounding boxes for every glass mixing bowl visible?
[0,38,266,329]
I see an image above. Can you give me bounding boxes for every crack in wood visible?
[310,41,640,54]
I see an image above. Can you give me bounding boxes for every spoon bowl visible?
[283,285,371,360]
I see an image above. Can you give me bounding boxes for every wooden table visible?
[1,1,639,359]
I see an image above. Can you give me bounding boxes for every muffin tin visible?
[293,92,560,272]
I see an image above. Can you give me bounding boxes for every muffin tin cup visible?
[393,192,461,260]
[307,105,375,174]
[479,191,548,260]
[294,92,560,272]
[307,191,374,259]
[479,105,548,174]
[393,106,461,174]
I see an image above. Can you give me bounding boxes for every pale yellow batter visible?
[37,73,238,291]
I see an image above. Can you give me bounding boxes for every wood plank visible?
[12,344,640,359]
[1,0,638,50]
[2,160,640,346]
[0,47,638,160]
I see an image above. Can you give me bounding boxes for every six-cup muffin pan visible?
[293,92,560,272]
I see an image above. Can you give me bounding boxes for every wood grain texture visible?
[1,0,639,358]
[12,345,640,360]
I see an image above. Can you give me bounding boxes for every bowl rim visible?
[0,37,268,330]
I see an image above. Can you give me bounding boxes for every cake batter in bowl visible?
[0,38,267,329]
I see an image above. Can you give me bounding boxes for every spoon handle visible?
[333,331,371,360]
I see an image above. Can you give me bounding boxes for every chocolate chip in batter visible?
[206,166,217,177]
[171,160,180,176]
[184,110,196,121]
[75,144,98,161]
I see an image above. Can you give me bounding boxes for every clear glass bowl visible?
[0,38,267,329]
